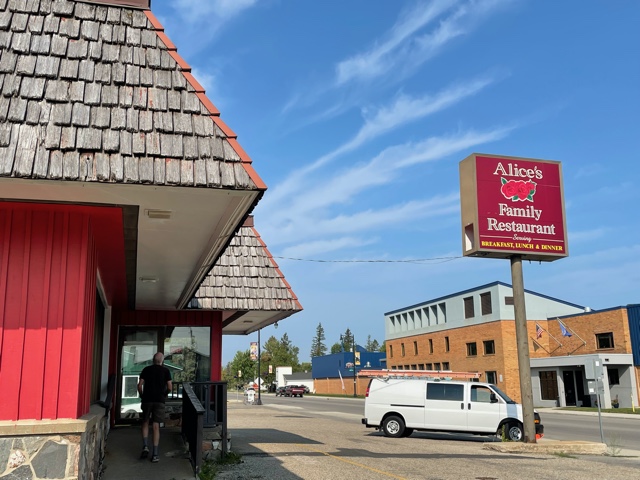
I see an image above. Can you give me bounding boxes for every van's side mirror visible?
[490,393,499,403]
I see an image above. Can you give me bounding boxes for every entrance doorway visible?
[563,370,576,406]
[115,326,212,422]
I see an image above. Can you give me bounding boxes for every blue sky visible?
[152,0,640,365]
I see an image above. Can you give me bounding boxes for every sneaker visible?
[150,455,159,463]
[140,447,149,459]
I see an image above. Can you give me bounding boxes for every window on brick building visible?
[401,343,405,356]
[485,371,497,384]
[389,345,393,358]
[442,362,450,370]
[608,368,620,385]
[466,342,477,356]
[426,363,433,370]
[429,338,433,354]
[445,336,450,352]
[480,292,492,315]
[411,364,417,370]
[413,341,418,355]
[539,371,558,400]
[464,296,474,319]
[418,364,425,370]
[483,340,495,355]
[596,332,614,349]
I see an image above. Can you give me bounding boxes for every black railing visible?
[181,383,204,474]
[181,381,228,473]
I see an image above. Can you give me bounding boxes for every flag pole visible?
[539,324,563,346]
[557,318,587,345]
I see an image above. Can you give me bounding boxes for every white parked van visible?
[362,378,543,441]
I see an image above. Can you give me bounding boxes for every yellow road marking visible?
[295,444,408,480]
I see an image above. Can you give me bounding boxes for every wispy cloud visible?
[335,1,458,85]
[173,0,257,25]
[265,76,498,210]
[284,0,509,115]
[568,228,607,243]
[258,125,513,256]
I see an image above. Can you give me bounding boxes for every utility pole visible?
[255,328,262,405]
[511,255,536,443]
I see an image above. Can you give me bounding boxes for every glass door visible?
[116,328,161,421]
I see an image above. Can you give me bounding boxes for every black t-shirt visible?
[140,364,171,403]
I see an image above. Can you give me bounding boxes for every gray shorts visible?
[141,402,165,423]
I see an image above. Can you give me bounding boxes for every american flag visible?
[536,323,543,339]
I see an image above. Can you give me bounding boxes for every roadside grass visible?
[556,407,640,414]
[198,451,243,480]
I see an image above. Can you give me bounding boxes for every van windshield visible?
[490,385,516,404]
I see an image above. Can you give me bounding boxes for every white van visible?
[362,378,543,441]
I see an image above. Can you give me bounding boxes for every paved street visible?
[216,399,640,480]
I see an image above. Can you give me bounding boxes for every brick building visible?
[384,282,639,408]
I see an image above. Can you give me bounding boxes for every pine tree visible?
[310,323,327,357]
[365,335,380,352]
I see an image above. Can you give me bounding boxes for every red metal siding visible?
[110,310,223,380]
[0,206,97,421]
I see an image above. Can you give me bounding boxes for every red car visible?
[284,385,305,397]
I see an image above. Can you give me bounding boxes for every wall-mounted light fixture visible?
[145,209,172,220]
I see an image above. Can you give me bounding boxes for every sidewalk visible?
[101,424,195,480]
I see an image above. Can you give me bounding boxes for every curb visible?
[484,440,607,455]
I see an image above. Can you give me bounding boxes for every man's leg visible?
[140,405,150,459]
[150,403,164,462]
[152,421,160,453]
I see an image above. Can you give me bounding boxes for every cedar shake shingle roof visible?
[0,0,265,189]
[189,216,302,313]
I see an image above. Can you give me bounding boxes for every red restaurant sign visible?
[459,153,568,261]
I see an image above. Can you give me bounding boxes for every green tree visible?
[298,362,312,373]
[310,322,327,357]
[330,342,342,354]
[379,340,387,353]
[263,333,300,372]
[365,335,380,352]
[341,328,354,351]
[222,350,254,390]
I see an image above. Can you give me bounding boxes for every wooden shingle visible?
[0,0,263,190]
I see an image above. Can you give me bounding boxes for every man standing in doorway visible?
[138,352,172,463]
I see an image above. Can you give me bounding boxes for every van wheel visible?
[506,422,524,442]
[382,416,405,438]
[401,428,414,438]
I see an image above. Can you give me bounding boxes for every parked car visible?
[284,385,305,397]
[303,385,310,394]
[275,386,286,396]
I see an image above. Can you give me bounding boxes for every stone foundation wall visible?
[0,408,108,480]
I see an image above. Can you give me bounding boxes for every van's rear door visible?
[466,384,502,433]
[424,382,467,431]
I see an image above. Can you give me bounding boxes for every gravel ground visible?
[215,401,640,480]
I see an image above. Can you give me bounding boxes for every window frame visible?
[485,371,497,384]
[480,292,492,315]
[463,296,475,319]
[596,332,614,349]
[466,342,477,357]
[483,340,495,355]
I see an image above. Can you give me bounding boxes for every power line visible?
[271,256,462,265]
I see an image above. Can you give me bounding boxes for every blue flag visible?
[559,321,572,337]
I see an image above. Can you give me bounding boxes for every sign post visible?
[460,153,569,443]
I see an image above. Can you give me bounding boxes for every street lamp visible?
[340,332,357,397]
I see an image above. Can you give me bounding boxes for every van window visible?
[471,385,494,403]
[426,383,464,401]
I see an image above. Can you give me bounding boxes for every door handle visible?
[460,402,464,409]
